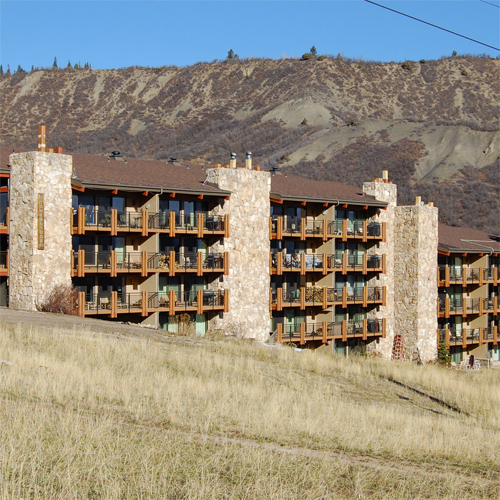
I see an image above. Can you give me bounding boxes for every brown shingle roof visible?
[439,223,500,253]
[270,172,384,206]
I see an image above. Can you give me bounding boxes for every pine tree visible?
[227,49,238,60]
[0,65,3,76]
[6,64,11,76]
[53,56,58,69]
[74,62,79,70]
[67,60,72,69]
[17,64,26,73]
[310,46,317,56]
[31,65,35,72]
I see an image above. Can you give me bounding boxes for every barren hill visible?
[1,56,499,232]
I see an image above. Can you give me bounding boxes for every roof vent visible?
[271,165,281,176]
[109,151,123,161]
[169,156,178,162]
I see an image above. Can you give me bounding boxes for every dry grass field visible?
[0,316,499,499]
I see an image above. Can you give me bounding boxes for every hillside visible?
[1,309,499,498]
[1,56,499,232]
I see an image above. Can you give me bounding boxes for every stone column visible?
[207,167,271,341]
[393,205,438,362]
[363,180,397,359]
[9,152,73,311]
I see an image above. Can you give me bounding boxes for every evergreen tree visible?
[67,60,72,69]
[310,45,317,56]
[74,62,79,70]
[17,64,26,73]
[6,64,10,76]
[84,62,89,69]
[0,65,3,76]
[53,56,58,69]
[227,49,238,60]
[31,65,35,72]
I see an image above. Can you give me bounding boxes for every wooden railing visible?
[438,326,498,348]
[438,266,498,287]
[0,249,8,275]
[0,207,8,233]
[437,296,497,317]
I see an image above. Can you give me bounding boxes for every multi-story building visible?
[0,132,497,363]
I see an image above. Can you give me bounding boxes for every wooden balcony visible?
[277,318,386,345]
[437,296,497,318]
[72,208,229,238]
[0,207,8,234]
[0,250,8,276]
[438,266,498,287]
[270,252,386,276]
[270,216,386,242]
[271,285,386,311]
[438,326,498,348]
[78,289,228,317]
[72,250,228,277]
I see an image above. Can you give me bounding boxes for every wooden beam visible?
[301,201,306,206]
[342,204,348,208]
[438,250,451,256]
[270,198,283,204]
[142,191,149,197]
[169,192,176,198]
[72,185,85,192]
[197,194,204,200]
[111,189,118,195]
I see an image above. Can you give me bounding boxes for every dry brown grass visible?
[0,323,498,498]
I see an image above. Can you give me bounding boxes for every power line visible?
[364,0,500,52]
[478,0,500,8]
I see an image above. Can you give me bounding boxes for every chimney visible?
[382,170,388,181]
[38,125,46,152]
[245,151,252,170]
[229,152,237,169]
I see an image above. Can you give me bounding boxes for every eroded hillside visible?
[1,56,499,231]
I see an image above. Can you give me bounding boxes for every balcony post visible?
[462,329,467,349]
[342,252,347,275]
[462,297,467,318]
[169,250,175,276]
[78,291,85,317]
[78,249,85,277]
[342,320,347,342]
[300,322,305,345]
[140,251,147,277]
[362,319,367,341]
[494,267,498,286]
[300,218,306,240]
[479,297,483,316]
[197,251,203,276]
[479,327,483,346]
[269,287,273,310]
[445,297,450,318]
[362,253,367,274]
[322,321,328,344]
[479,267,484,286]
[269,253,273,273]
[142,210,148,237]
[382,318,386,338]
[169,211,176,237]
[300,253,306,275]
[111,250,117,277]
[322,287,327,309]
[462,267,467,288]
[224,289,229,313]
[111,208,117,236]
[445,266,450,287]
[342,219,347,242]
[382,222,386,242]
[141,290,148,316]
[362,286,368,307]
[167,290,174,315]
[277,216,283,240]
[277,252,283,275]
[224,214,230,238]
[277,287,283,311]
[445,328,450,348]
[382,286,386,307]
[494,325,498,345]
[269,217,273,237]
[342,286,347,308]
[382,253,386,274]
[111,291,117,318]
[322,253,327,275]
[70,207,75,233]
[224,252,229,275]
[197,213,204,238]
[300,287,305,310]
[362,220,367,243]
[322,219,328,242]
[197,289,203,315]
[494,296,498,315]
[277,323,282,343]
[78,206,85,234]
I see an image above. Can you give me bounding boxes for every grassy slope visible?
[0,314,499,499]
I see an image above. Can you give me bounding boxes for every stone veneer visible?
[9,152,73,311]
[363,181,397,359]
[393,205,438,362]
[207,167,271,341]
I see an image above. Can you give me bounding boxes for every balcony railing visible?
[272,285,386,310]
[72,208,229,237]
[0,207,8,231]
[437,296,497,317]
[438,266,498,286]
[78,288,228,317]
[438,326,498,347]
[277,318,385,344]
[0,250,8,274]
[270,252,385,275]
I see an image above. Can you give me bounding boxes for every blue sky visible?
[1,1,498,70]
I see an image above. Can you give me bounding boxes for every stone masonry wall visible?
[207,167,271,341]
[394,205,438,362]
[9,152,73,310]
[363,181,397,359]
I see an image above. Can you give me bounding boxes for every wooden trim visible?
[493,325,498,345]
[462,329,467,349]
[342,320,347,342]
[479,267,484,286]
[224,289,229,313]
[141,251,147,277]
[445,297,450,318]
[78,291,85,317]
[78,207,85,234]
[300,322,306,345]
[141,290,148,316]
[269,287,273,311]
[277,323,283,343]
[382,254,386,274]
[197,213,204,238]
[277,288,283,311]
[438,250,451,256]
[197,289,203,315]
[111,291,117,318]
[111,208,117,236]
[0,186,8,193]
[197,251,203,276]
[382,286,386,307]
[479,327,483,346]
[362,253,367,275]
[342,219,347,241]
[362,286,368,307]
[72,184,85,192]
[169,250,175,276]
[300,253,306,275]
[322,287,327,310]
[269,217,273,236]
[342,286,347,308]
[445,266,450,287]
[342,252,347,275]
[197,195,204,200]
[224,214,230,238]
[277,216,283,240]
[141,210,148,237]
[322,219,328,242]
[111,189,118,195]
[382,222,387,242]
[382,318,386,338]
[142,191,149,197]
[479,296,483,316]
[362,220,367,242]
[110,250,117,277]
[169,192,176,198]
[78,249,85,277]
[494,267,498,286]
[224,252,229,275]
[322,253,327,275]
[301,201,307,206]
[462,297,467,318]
[362,319,367,340]
[169,211,176,237]
[277,252,283,275]
[322,321,328,344]
[300,218,306,240]
[270,198,283,204]
[494,296,498,315]
[169,290,176,315]
[462,267,467,288]
[300,287,305,310]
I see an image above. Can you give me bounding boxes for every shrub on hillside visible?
[36,284,78,315]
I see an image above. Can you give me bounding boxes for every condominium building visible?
[0,137,497,363]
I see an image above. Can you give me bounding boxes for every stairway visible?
[392,334,404,360]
